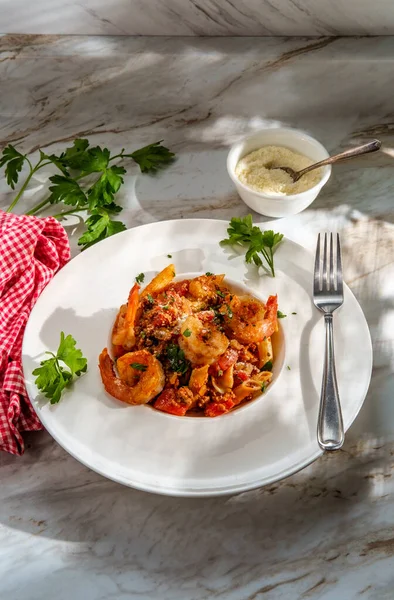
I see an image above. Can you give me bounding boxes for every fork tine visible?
[336,233,343,293]
[314,233,321,291]
[329,233,335,290]
[322,233,328,291]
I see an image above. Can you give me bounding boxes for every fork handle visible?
[318,314,344,451]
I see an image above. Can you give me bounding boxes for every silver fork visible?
[313,233,344,451]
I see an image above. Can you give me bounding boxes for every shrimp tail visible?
[112,283,140,348]
[124,282,140,328]
[99,348,140,405]
[261,294,278,338]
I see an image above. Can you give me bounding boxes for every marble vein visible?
[2,0,394,36]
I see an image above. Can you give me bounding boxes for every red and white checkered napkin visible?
[0,210,70,455]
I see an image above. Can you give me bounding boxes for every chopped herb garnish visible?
[277,310,287,319]
[216,290,225,298]
[130,362,147,371]
[140,331,146,338]
[206,272,213,276]
[213,307,225,325]
[287,365,291,370]
[183,329,192,337]
[166,343,190,374]
[135,272,145,284]
[292,312,297,315]
[226,305,233,318]
[167,254,172,258]
[147,293,155,305]
[261,383,266,392]
[261,361,273,372]
[162,305,169,310]
[218,369,223,377]
[172,271,175,277]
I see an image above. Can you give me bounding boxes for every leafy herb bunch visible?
[0,139,174,250]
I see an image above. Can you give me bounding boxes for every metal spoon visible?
[273,139,381,183]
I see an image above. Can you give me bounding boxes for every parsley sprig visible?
[32,332,87,404]
[220,215,283,277]
[1,139,175,250]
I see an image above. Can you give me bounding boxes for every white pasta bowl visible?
[227,128,331,218]
[108,272,286,418]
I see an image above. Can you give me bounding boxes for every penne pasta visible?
[233,380,261,403]
[189,365,209,394]
[257,336,273,369]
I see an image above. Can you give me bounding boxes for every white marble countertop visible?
[3,0,394,36]
[1,35,394,600]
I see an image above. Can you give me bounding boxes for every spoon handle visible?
[297,139,381,179]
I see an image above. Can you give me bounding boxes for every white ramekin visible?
[227,128,331,218]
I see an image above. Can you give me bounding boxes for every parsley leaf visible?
[261,360,273,372]
[56,140,111,174]
[32,332,87,404]
[183,329,192,337]
[261,382,266,392]
[135,273,145,284]
[79,146,110,174]
[166,343,190,374]
[48,175,88,207]
[0,145,27,189]
[147,294,155,305]
[287,365,291,370]
[39,150,70,176]
[78,209,127,251]
[220,215,283,277]
[87,165,126,210]
[130,363,147,371]
[123,141,175,173]
[277,310,287,319]
[206,272,213,276]
[58,138,90,169]
[216,290,225,298]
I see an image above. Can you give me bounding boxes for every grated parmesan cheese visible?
[235,145,323,195]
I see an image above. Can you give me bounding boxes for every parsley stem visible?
[25,197,51,216]
[8,156,57,214]
[6,173,33,212]
[53,207,87,220]
[269,248,275,277]
[109,150,126,162]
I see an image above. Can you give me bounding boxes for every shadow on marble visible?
[0,430,382,555]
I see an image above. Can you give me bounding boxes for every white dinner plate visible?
[22,219,372,497]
